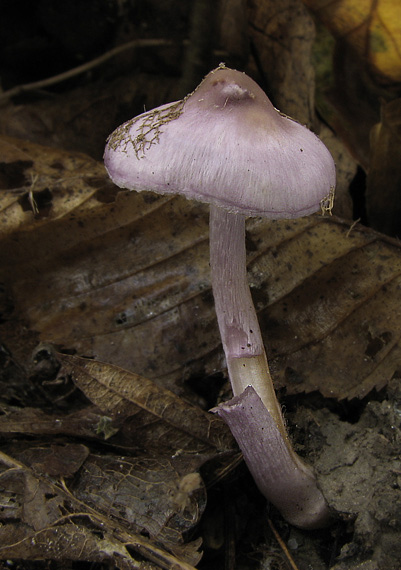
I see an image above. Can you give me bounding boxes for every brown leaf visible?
[0,405,117,440]
[246,0,356,219]
[252,218,401,399]
[312,26,382,168]
[0,523,149,569]
[366,98,401,235]
[19,442,89,478]
[0,449,202,568]
[247,0,316,124]
[59,354,235,454]
[72,453,206,549]
[0,73,178,161]
[0,135,212,392]
[0,135,171,260]
[0,135,109,233]
[2,136,401,401]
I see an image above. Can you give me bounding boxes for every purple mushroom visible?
[104,64,336,529]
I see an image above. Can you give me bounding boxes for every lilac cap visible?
[104,65,335,218]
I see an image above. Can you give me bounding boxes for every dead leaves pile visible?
[0,136,240,566]
[1,132,401,565]
[0,445,204,569]
[0,353,236,569]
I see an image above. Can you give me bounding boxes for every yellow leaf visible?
[303,0,401,84]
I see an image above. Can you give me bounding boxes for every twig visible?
[28,173,39,215]
[346,217,361,238]
[0,39,172,103]
[267,517,300,570]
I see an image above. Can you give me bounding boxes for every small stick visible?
[267,517,300,570]
[0,39,172,103]
[346,217,361,238]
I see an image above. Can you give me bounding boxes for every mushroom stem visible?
[209,205,287,442]
[210,205,331,528]
[214,386,331,529]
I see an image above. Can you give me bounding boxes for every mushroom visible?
[104,65,336,529]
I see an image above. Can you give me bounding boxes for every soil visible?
[281,378,401,570]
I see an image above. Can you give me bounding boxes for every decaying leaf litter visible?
[1,0,401,568]
[1,139,400,402]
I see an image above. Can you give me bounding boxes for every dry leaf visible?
[59,353,235,454]
[0,523,149,570]
[0,405,118,441]
[249,216,401,399]
[247,0,316,124]
[0,355,232,567]
[303,0,401,85]
[0,448,202,568]
[366,98,401,236]
[246,0,355,217]
[0,135,172,251]
[1,136,401,401]
[72,453,206,550]
[18,442,89,479]
[0,71,178,161]
[303,0,401,172]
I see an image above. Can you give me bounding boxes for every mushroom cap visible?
[104,66,335,218]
